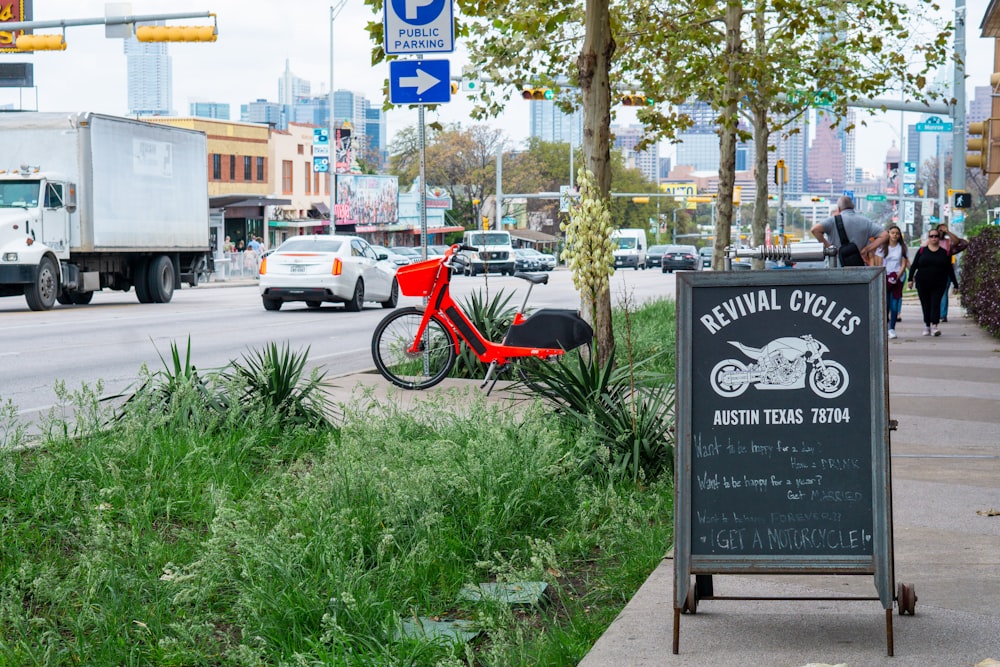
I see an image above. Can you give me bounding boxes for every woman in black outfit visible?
[907,230,957,337]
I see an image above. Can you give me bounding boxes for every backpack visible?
[834,215,865,267]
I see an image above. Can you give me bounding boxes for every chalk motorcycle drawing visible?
[709,335,849,399]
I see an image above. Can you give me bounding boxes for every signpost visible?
[312,128,329,174]
[866,194,887,202]
[389,59,451,104]
[383,0,454,55]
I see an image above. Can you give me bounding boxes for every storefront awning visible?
[510,229,560,243]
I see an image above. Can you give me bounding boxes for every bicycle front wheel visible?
[371,307,457,390]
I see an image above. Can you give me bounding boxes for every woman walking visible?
[908,229,957,337]
[875,224,908,339]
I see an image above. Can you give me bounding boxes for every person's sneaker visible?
[932,325,941,337]
[888,329,897,339]
[923,327,931,336]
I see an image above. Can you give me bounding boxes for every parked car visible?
[661,245,701,273]
[698,246,713,269]
[513,248,542,272]
[390,246,423,262]
[518,247,557,271]
[646,244,670,269]
[259,235,399,311]
[372,244,413,267]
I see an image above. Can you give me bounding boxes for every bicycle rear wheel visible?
[371,306,457,389]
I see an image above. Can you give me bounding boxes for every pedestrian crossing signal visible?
[952,191,972,209]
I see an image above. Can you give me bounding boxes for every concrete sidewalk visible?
[579,298,1000,667]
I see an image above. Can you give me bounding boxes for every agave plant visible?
[223,342,335,427]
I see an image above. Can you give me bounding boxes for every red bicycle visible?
[371,243,593,390]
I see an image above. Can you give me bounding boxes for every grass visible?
[0,300,677,666]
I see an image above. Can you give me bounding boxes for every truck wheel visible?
[134,260,152,303]
[25,257,58,311]
[147,255,175,303]
[71,292,94,305]
[56,291,74,306]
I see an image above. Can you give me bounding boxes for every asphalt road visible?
[1,266,679,423]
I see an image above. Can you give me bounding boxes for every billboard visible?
[334,174,399,227]
[0,1,32,53]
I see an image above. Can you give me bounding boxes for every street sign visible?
[389,59,451,104]
[902,182,916,196]
[313,128,328,144]
[866,194,887,202]
[915,116,953,133]
[843,189,854,200]
[313,157,329,173]
[384,0,454,55]
[312,144,330,157]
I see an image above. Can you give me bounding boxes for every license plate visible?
[290,265,305,273]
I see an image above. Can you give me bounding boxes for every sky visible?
[2,0,996,180]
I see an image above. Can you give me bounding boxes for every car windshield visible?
[0,181,40,208]
[665,245,693,253]
[278,239,345,253]
[649,245,669,254]
[616,237,637,250]
[466,232,510,246]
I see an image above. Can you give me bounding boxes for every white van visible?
[611,228,648,270]
[460,230,516,276]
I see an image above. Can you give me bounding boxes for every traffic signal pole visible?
[2,10,214,34]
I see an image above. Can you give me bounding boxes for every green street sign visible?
[866,194,887,202]
[788,90,836,106]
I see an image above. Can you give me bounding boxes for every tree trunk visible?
[578,0,616,367]
[713,1,741,269]
[752,106,770,263]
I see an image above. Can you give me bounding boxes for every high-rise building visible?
[190,102,230,120]
[278,60,311,105]
[366,106,387,168]
[124,23,172,116]
[240,99,284,127]
[612,124,659,183]
[674,100,754,174]
[333,90,369,164]
[528,98,582,146]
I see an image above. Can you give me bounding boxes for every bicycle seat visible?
[514,271,549,285]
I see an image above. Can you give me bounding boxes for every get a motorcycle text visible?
[699,289,861,336]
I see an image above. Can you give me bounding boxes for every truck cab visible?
[459,230,516,276]
[611,228,648,270]
[0,169,74,308]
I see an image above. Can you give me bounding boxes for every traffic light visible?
[967,119,991,171]
[810,197,824,202]
[521,87,554,101]
[481,216,490,230]
[450,82,458,94]
[135,25,217,42]
[953,191,973,209]
[621,93,653,106]
[16,33,66,51]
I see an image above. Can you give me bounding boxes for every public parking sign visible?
[384,0,454,55]
[389,59,451,104]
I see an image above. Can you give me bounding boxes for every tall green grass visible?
[0,300,678,665]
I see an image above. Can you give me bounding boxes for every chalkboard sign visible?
[674,268,893,608]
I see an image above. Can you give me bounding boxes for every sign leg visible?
[673,606,680,654]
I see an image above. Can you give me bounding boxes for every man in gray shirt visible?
[810,195,887,264]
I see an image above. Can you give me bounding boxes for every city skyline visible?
[2,0,995,179]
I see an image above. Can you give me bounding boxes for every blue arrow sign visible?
[384,0,454,55]
[389,60,451,104]
[916,116,953,132]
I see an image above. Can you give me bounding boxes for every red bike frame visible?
[404,245,566,367]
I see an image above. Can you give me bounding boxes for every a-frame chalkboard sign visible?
[674,267,912,656]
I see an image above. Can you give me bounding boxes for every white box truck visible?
[0,112,212,310]
[611,228,648,270]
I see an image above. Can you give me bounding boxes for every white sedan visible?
[259,235,399,311]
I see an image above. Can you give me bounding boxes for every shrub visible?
[959,225,1000,336]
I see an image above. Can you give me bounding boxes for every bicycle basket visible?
[395,258,443,297]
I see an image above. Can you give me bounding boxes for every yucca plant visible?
[223,341,335,427]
